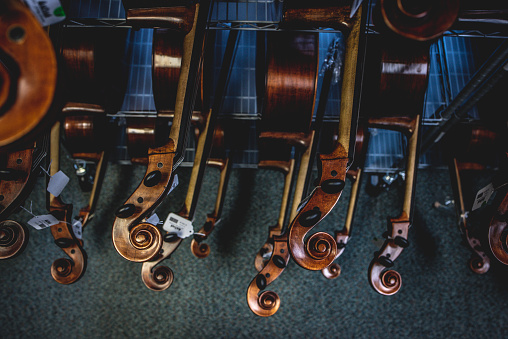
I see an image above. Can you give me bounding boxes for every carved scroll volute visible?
[0,220,28,259]
[378,0,459,41]
[247,235,290,317]
[0,148,33,259]
[0,0,57,149]
[50,199,87,285]
[289,144,349,270]
[489,191,508,266]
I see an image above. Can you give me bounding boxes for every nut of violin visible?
[143,170,162,187]
[54,238,73,248]
[163,233,179,243]
[256,274,267,290]
[321,178,345,194]
[115,204,136,218]
[393,235,409,248]
[299,207,321,227]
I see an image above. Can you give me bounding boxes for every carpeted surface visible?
[1,152,507,338]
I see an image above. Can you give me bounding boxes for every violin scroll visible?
[368,215,409,295]
[488,192,508,266]
[141,261,174,291]
[50,205,87,284]
[247,235,290,317]
[0,220,28,259]
[288,144,349,271]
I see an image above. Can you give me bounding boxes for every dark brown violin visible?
[0,0,57,150]
[139,30,239,291]
[247,2,364,316]
[365,0,458,295]
[447,125,504,273]
[112,0,210,263]
[252,30,318,272]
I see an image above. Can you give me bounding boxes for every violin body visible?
[0,0,57,150]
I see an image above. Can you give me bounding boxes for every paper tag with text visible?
[47,170,69,197]
[72,220,83,239]
[472,183,495,211]
[162,213,193,238]
[145,213,160,226]
[27,214,59,230]
[24,0,66,26]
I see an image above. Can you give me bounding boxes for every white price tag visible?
[472,183,495,211]
[27,214,59,230]
[23,0,66,26]
[72,220,83,239]
[169,174,179,193]
[47,170,69,197]
[162,213,193,238]
[145,213,160,226]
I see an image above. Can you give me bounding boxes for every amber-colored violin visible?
[140,30,239,291]
[0,0,57,150]
[321,124,369,279]
[47,27,127,284]
[112,0,211,264]
[247,2,364,317]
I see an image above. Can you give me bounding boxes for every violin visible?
[365,0,461,295]
[446,124,504,273]
[0,0,58,150]
[0,0,58,258]
[247,2,364,316]
[322,124,369,279]
[0,143,41,259]
[47,122,87,284]
[140,30,239,291]
[112,0,211,264]
[61,27,127,228]
[190,121,232,258]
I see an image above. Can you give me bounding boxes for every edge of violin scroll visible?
[247,234,290,317]
[0,220,29,260]
[50,201,87,285]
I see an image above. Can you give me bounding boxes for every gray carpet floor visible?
[1,152,507,338]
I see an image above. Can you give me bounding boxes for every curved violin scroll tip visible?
[51,254,87,285]
[322,262,341,279]
[247,281,281,317]
[0,220,29,259]
[113,222,163,263]
[468,255,490,275]
[368,260,402,296]
[141,263,174,291]
[190,238,210,259]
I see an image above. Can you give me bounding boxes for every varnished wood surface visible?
[123,0,197,31]
[378,0,459,41]
[282,0,356,30]
[0,0,57,149]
